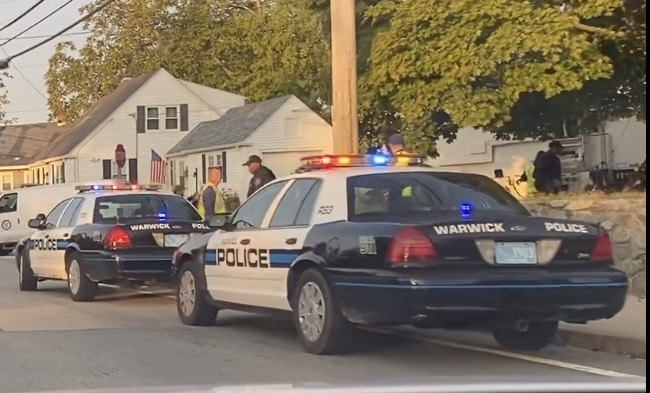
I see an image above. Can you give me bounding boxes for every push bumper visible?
[81,249,175,284]
[330,267,628,326]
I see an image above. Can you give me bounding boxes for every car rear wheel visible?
[292,268,356,355]
[67,252,97,302]
[176,262,218,326]
[492,320,559,351]
[18,249,37,291]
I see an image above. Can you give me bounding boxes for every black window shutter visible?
[201,154,206,184]
[180,104,189,131]
[221,151,227,183]
[102,160,112,179]
[136,106,146,133]
[128,158,138,182]
[61,162,65,183]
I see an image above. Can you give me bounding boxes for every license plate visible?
[164,234,188,248]
[495,242,537,265]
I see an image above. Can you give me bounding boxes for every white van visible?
[0,181,120,255]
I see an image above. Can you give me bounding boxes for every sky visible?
[1,0,90,124]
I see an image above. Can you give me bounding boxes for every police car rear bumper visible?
[330,267,628,326]
[81,250,175,283]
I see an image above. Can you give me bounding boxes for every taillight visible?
[591,231,613,264]
[104,227,132,249]
[387,227,438,267]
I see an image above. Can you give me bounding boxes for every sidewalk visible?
[558,295,646,358]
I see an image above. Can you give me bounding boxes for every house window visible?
[1,174,12,191]
[102,160,112,180]
[207,154,222,169]
[146,107,159,130]
[165,107,179,129]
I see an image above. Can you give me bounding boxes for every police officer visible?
[198,167,227,220]
[243,155,276,198]
[387,133,408,155]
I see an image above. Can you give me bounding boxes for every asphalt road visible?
[0,257,645,393]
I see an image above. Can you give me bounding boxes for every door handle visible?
[285,238,297,245]
[240,239,250,245]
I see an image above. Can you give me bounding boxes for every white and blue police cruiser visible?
[172,154,628,355]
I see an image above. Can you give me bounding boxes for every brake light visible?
[387,227,438,267]
[591,231,613,264]
[104,227,132,249]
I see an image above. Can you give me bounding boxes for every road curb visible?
[558,328,646,359]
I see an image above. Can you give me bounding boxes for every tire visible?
[176,262,218,326]
[67,252,98,302]
[492,320,559,351]
[292,268,356,355]
[18,249,37,291]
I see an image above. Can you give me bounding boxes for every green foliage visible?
[0,71,10,125]
[46,0,330,122]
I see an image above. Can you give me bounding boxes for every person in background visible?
[518,151,545,195]
[172,185,184,196]
[387,133,408,155]
[534,141,564,194]
[243,155,276,198]
[197,167,227,220]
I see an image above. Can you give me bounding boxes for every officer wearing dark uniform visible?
[243,155,276,198]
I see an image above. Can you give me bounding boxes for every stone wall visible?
[525,193,646,296]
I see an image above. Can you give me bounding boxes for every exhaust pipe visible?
[514,319,530,332]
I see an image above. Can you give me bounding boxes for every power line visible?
[0,47,48,101]
[0,0,117,69]
[1,0,75,47]
[0,31,88,41]
[0,0,47,33]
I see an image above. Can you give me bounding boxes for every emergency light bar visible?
[75,183,163,192]
[299,154,425,169]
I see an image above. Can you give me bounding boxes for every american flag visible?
[150,149,167,184]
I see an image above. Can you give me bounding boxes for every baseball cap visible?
[243,154,262,166]
[388,133,404,145]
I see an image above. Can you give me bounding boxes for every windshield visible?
[93,194,201,223]
[347,172,529,222]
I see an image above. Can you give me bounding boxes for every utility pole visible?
[330,0,358,154]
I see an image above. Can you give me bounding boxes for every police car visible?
[172,154,628,355]
[15,183,212,301]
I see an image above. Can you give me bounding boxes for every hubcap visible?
[68,259,81,294]
[178,270,196,317]
[297,281,326,342]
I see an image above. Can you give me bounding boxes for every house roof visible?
[167,95,292,155]
[0,123,64,166]
[38,71,157,160]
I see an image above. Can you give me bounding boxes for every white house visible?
[166,95,333,198]
[25,68,246,185]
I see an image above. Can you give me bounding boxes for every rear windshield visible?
[93,194,201,224]
[347,172,529,222]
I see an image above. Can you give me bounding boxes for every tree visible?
[0,71,10,125]
[360,0,626,155]
[46,0,330,123]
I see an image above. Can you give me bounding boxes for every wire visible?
[0,31,88,41]
[1,0,75,47]
[0,0,117,68]
[0,46,48,100]
[0,0,47,33]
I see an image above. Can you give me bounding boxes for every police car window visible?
[93,194,201,224]
[347,172,529,221]
[0,193,17,213]
[46,199,72,228]
[59,198,84,227]
[231,181,287,229]
[270,179,320,227]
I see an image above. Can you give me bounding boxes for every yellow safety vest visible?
[197,183,227,217]
[524,163,537,194]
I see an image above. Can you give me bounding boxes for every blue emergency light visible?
[460,202,474,219]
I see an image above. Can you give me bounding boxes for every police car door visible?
[45,197,85,278]
[206,180,289,307]
[29,198,72,277]
[253,178,322,310]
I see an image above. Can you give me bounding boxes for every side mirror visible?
[28,218,45,229]
[207,215,227,228]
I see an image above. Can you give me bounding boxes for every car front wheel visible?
[176,262,218,326]
[292,268,356,355]
[18,249,37,291]
[492,320,559,351]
